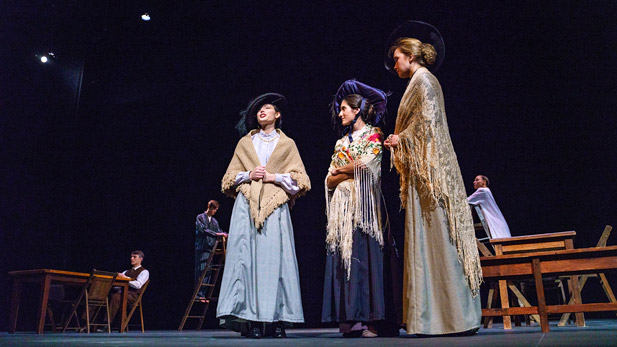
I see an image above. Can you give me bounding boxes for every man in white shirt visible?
[109,250,149,324]
[467,175,511,239]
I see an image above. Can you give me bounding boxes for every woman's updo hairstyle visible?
[389,37,437,67]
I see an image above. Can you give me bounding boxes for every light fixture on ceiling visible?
[141,13,151,21]
[38,51,56,63]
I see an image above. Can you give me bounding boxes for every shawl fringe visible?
[325,126,384,279]
[391,68,482,296]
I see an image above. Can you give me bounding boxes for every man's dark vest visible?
[125,266,146,292]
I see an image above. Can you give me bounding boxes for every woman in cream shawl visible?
[384,21,482,335]
[216,93,310,339]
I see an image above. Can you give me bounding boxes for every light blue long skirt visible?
[216,193,304,324]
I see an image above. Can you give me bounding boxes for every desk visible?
[481,245,617,332]
[8,269,130,334]
[488,231,581,329]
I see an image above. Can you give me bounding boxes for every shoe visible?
[342,330,362,338]
[273,325,286,338]
[247,327,262,339]
[362,329,378,338]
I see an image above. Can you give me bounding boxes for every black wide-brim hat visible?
[384,20,445,74]
[235,93,287,136]
[331,80,388,125]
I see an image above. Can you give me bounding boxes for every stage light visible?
[37,51,57,63]
[141,13,150,21]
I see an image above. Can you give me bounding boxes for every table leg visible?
[570,274,585,326]
[9,279,23,333]
[498,279,512,329]
[564,238,585,327]
[483,284,496,328]
[36,275,52,334]
[532,258,549,333]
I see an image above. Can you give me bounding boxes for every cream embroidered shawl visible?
[325,125,384,278]
[391,67,482,295]
[221,129,311,230]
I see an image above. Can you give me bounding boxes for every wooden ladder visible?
[178,234,227,331]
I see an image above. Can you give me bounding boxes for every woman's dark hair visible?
[331,94,378,135]
[247,104,282,131]
[480,175,490,187]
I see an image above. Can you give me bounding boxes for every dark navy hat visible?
[235,93,287,136]
[331,80,388,125]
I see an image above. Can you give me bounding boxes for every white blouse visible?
[468,187,511,238]
[234,130,300,195]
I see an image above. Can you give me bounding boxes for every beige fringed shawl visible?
[221,129,311,230]
[325,125,383,279]
[391,67,482,296]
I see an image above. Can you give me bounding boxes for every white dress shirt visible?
[122,265,150,290]
[468,187,511,238]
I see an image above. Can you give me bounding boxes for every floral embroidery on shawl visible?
[325,125,383,279]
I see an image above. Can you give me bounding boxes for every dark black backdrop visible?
[1,1,616,331]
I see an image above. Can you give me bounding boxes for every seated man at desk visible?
[108,250,149,324]
[468,175,511,238]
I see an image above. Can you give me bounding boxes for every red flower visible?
[368,133,382,143]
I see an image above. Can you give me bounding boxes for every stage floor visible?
[2,319,617,346]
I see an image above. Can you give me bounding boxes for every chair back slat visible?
[88,270,117,301]
[597,225,613,248]
[471,204,493,239]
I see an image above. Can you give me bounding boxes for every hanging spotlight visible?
[37,51,57,64]
[141,13,151,21]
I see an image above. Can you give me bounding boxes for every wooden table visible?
[481,245,617,332]
[488,231,581,329]
[8,269,130,334]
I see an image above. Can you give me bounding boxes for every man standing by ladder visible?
[195,200,226,301]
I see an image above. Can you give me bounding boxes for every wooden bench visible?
[488,231,579,328]
[481,245,617,332]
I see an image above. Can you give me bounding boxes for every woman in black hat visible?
[216,93,311,339]
[383,21,482,335]
[321,80,399,338]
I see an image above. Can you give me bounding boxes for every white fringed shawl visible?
[325,125,383,279]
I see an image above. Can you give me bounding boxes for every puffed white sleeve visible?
[234,171,251,185]
[275,173,300,195]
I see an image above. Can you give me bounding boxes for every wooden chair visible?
[558,225,616,326]
[471,203,493,242]
[61,269,117,333]
[44,284,67,332]
[121,280,150,332]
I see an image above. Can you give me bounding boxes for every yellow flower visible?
[338,152,345,159]
[373,147,380,155]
